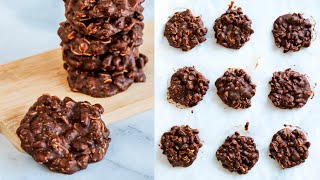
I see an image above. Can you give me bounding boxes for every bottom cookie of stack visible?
[63,54,148,97]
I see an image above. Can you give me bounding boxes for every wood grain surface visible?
[0,23,154,152]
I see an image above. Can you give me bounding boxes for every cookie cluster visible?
[58,0,148,97]
[16,94,111,174]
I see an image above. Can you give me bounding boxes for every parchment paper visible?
[155,0,320,179]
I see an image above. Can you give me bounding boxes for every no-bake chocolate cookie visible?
[63,47,139,71]
[269,128,311,169]
[66,12,144,40]
[215,68,256,109]
[160,125,202,167]
[16,94,111,174]
[213,2,254,49]
[64,54,147,98]
[272,13,313,53]
[58,21,143,56]
[167,66,209,107]
[268,69,312,109]
[64,0,144,19]
[164,9,207,51]
[216,132,259,174]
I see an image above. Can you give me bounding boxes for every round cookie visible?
[63,47,139,71]
[213,2,254,49]
[269,128,311,169]
[167,66,209,107]
[268,69,312,109]
[64,0,144,19]
[160,125,202,167]
[64,54,148,98]
[272,13,313,53]
[66,12,143,40]
[216,132,259,174]
[164,9,207,51]
[58,21,143,56]
[16,94,111,174]
[215,68,256,109]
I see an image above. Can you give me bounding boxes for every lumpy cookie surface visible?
[268,69,312,109]
[16,94,111,174]
[213,2,254,49]
[272,13,313,53]
[215,68,256,109]
[216,132,259,174]
[167,66,209,107]
[58,21,143,56]
[64,0,144,19]
[269,128,311,169]
[160,125,202,167]
[164,9,207,51]
[64,54,147,98]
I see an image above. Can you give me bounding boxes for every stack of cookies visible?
[58,0,148,97]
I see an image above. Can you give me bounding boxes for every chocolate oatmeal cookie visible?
[16,94,111,174]
[64,54,147,97]
[63,47,139,71]
[167,67,209,107]
[66,12,144,40]
[269,128,311,169]
[215,68,256,109]
[216,132,259,174]
[272,13,313,53]
[58,21,143,56]
[268,69,312,109]
[64,0,144,19]
[164,9,207,51]
[213,2,254,49]
[160,125,202,167]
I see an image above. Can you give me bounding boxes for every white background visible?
[155,0,320,179]
[0,0,154,180]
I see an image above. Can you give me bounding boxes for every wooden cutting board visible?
[0,23,154,152]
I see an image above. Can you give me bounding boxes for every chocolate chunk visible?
[164,9,207,51]
[216,132,259,174]
[64,54,147,98]
[58,21,143,56]
[64,0,144,19]
[272,13,313,53]
[215,68,256,109]
[269,69,312,109]
[16,94,111,174]
[160,125,202,167]
[63,47,140,71]
[269,128,311,169]
[167,66,209,107]
[66,12,144,40]
[245,122,249,131]
[213,2,254,49]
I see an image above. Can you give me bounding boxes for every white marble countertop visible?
[0,1,154,179]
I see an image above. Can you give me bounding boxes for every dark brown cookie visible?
[160,125,202,167]
[167,67,209,107]
[58,21,143,56]
[216,132,259,174]
[215,68,256,109]
[64,54,148,98]
[63,47,140,71]
[16,94,111,174]
[213,2,254,49]
[64,0,144,19]
[272,13,313,53]
[268,69,312,109]
[66,11,144,40]
[164,9,207,51]
[269,128,311,169]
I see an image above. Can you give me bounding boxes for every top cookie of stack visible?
[58,0,148,97]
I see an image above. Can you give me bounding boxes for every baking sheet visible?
[154,0,320,179]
